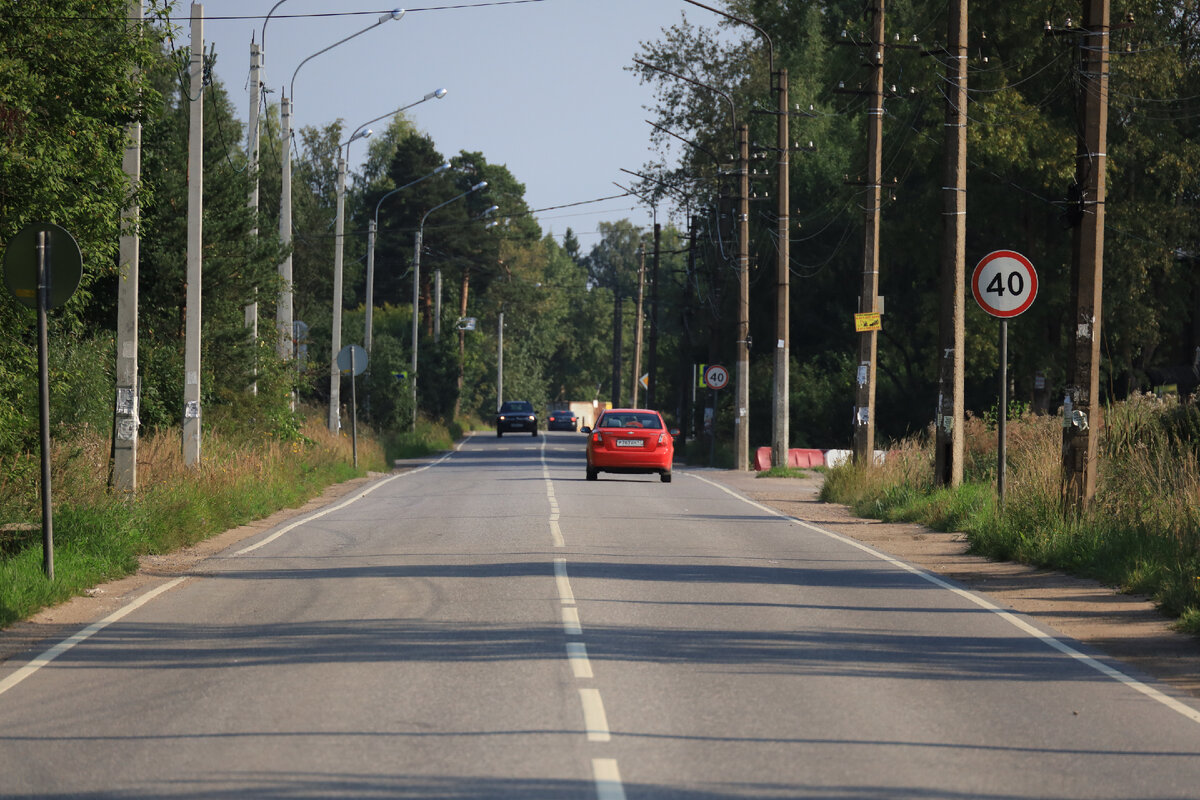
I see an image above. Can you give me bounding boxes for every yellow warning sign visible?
[855,312,882,332]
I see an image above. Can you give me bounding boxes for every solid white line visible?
[592,758,627,800]
[554,558,575,605]
[567,641,594,679]
[0,577,187,698]
[235,452,455,556]
[562,607,582,636]
[0,453,466,699]
[579,688,611,742]
[688,472,1200,726]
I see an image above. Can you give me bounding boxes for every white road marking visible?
[235,451,457,555]
[567,641,594,678]
[541,437,565,547]
[554,558,575,605]
[562,607,582,636]
[579,688,611,742]
[0,577,187,698]
[688,471,1200,727]
[592,758,627,800]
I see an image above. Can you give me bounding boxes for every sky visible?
[191,0,730,247]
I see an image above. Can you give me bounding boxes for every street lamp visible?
[328,89,447,434]
[277,8,406,362]
[367,161,452,356]
[411,179,488,428]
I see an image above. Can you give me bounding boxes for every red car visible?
[582,408,677,483]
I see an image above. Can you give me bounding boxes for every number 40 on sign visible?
[972,250,1038,319]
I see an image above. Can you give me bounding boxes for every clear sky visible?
[192,0,727,248]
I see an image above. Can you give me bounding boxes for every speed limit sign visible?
[972,250,1038,318]
[703,364,730,390]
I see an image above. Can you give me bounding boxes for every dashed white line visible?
[566,641,594,678]
[592,758,627,800]
[579,688,612,742]
[554,558,575,605]
[562,606,582,636]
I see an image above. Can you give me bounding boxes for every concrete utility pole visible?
[852,0,886,467]
[772,68,790,471]
[935,0,968,487]
[183,3,203,467]
[245,37,260,395]
[277,93,293,360]
[497,307,504,409]
[735,122,751,471]
[647,222,661,409]
[1062,0,1111,511]
[112,0,142,494]
[328,152,347,434]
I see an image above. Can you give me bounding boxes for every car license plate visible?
[616,439,642,447]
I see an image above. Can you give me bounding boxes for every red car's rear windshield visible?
[598,413,662,429]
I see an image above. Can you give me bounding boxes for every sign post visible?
[702,364,729,467]
[3,222,84,579]
[337,344,368,468]
[972,250,1038,508]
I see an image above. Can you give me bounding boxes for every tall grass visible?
[0,408,388,628]
[821,395,1200,633]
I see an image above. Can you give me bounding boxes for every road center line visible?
[566,641,594,678]
[554,558,575,605]
[562,606,582,636]
[592,758,627,800]
[541,437,565,548]
[689,471,1200,727]
[579,688,612,742]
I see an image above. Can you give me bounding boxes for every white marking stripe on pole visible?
[689,472,1200,726]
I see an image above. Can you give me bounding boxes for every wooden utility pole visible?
[935,0,968,487]
[1062,0,1111,511]
[852,1,886,466]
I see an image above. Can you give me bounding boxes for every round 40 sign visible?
[972,250,1038,319]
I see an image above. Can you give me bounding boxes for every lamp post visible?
[367,161,452,355]
[635,58,749,470]
[277,8,405,362]
[411,180,488,428]
[327,89,447,434]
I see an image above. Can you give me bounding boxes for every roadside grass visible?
[820,395,1200,634]
[757,466,811,479]
[0,407,390,629]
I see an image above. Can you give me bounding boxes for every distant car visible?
[547,409,578,431]
[582,408,676,482]
[496,400,537,437]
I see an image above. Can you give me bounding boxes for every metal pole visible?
[113,0,142,495]
[998,319,1008,508]
[365,219,376,354]
[497,308,504,410]
[36,231,53,580]
[183,3,204,467]
[1062,0,1110,512]
[935,0,968,487]
[328,151,346,434]
[735,123,750,470]
[350,347,358,468]
[647,221,661,409]
[772,68,790,471]
[434,268,442,343]
[853,0,885,467]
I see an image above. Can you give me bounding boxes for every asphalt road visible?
[2,431,1200,798]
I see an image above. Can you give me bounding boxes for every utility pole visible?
[245,37,260,395]
[935,0,967,486]
[497,307,504,410]
[183,2,203,467]
[277,94,293,361]
[735,122,750,471]
[328,152,346,434]
[772,68,790,471]
[611,283,623,408]
[1062,0,1111,511]
[632,243,646,407]
[852,1,886,467]
[647,221,661,409]
[112,0,142,494]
